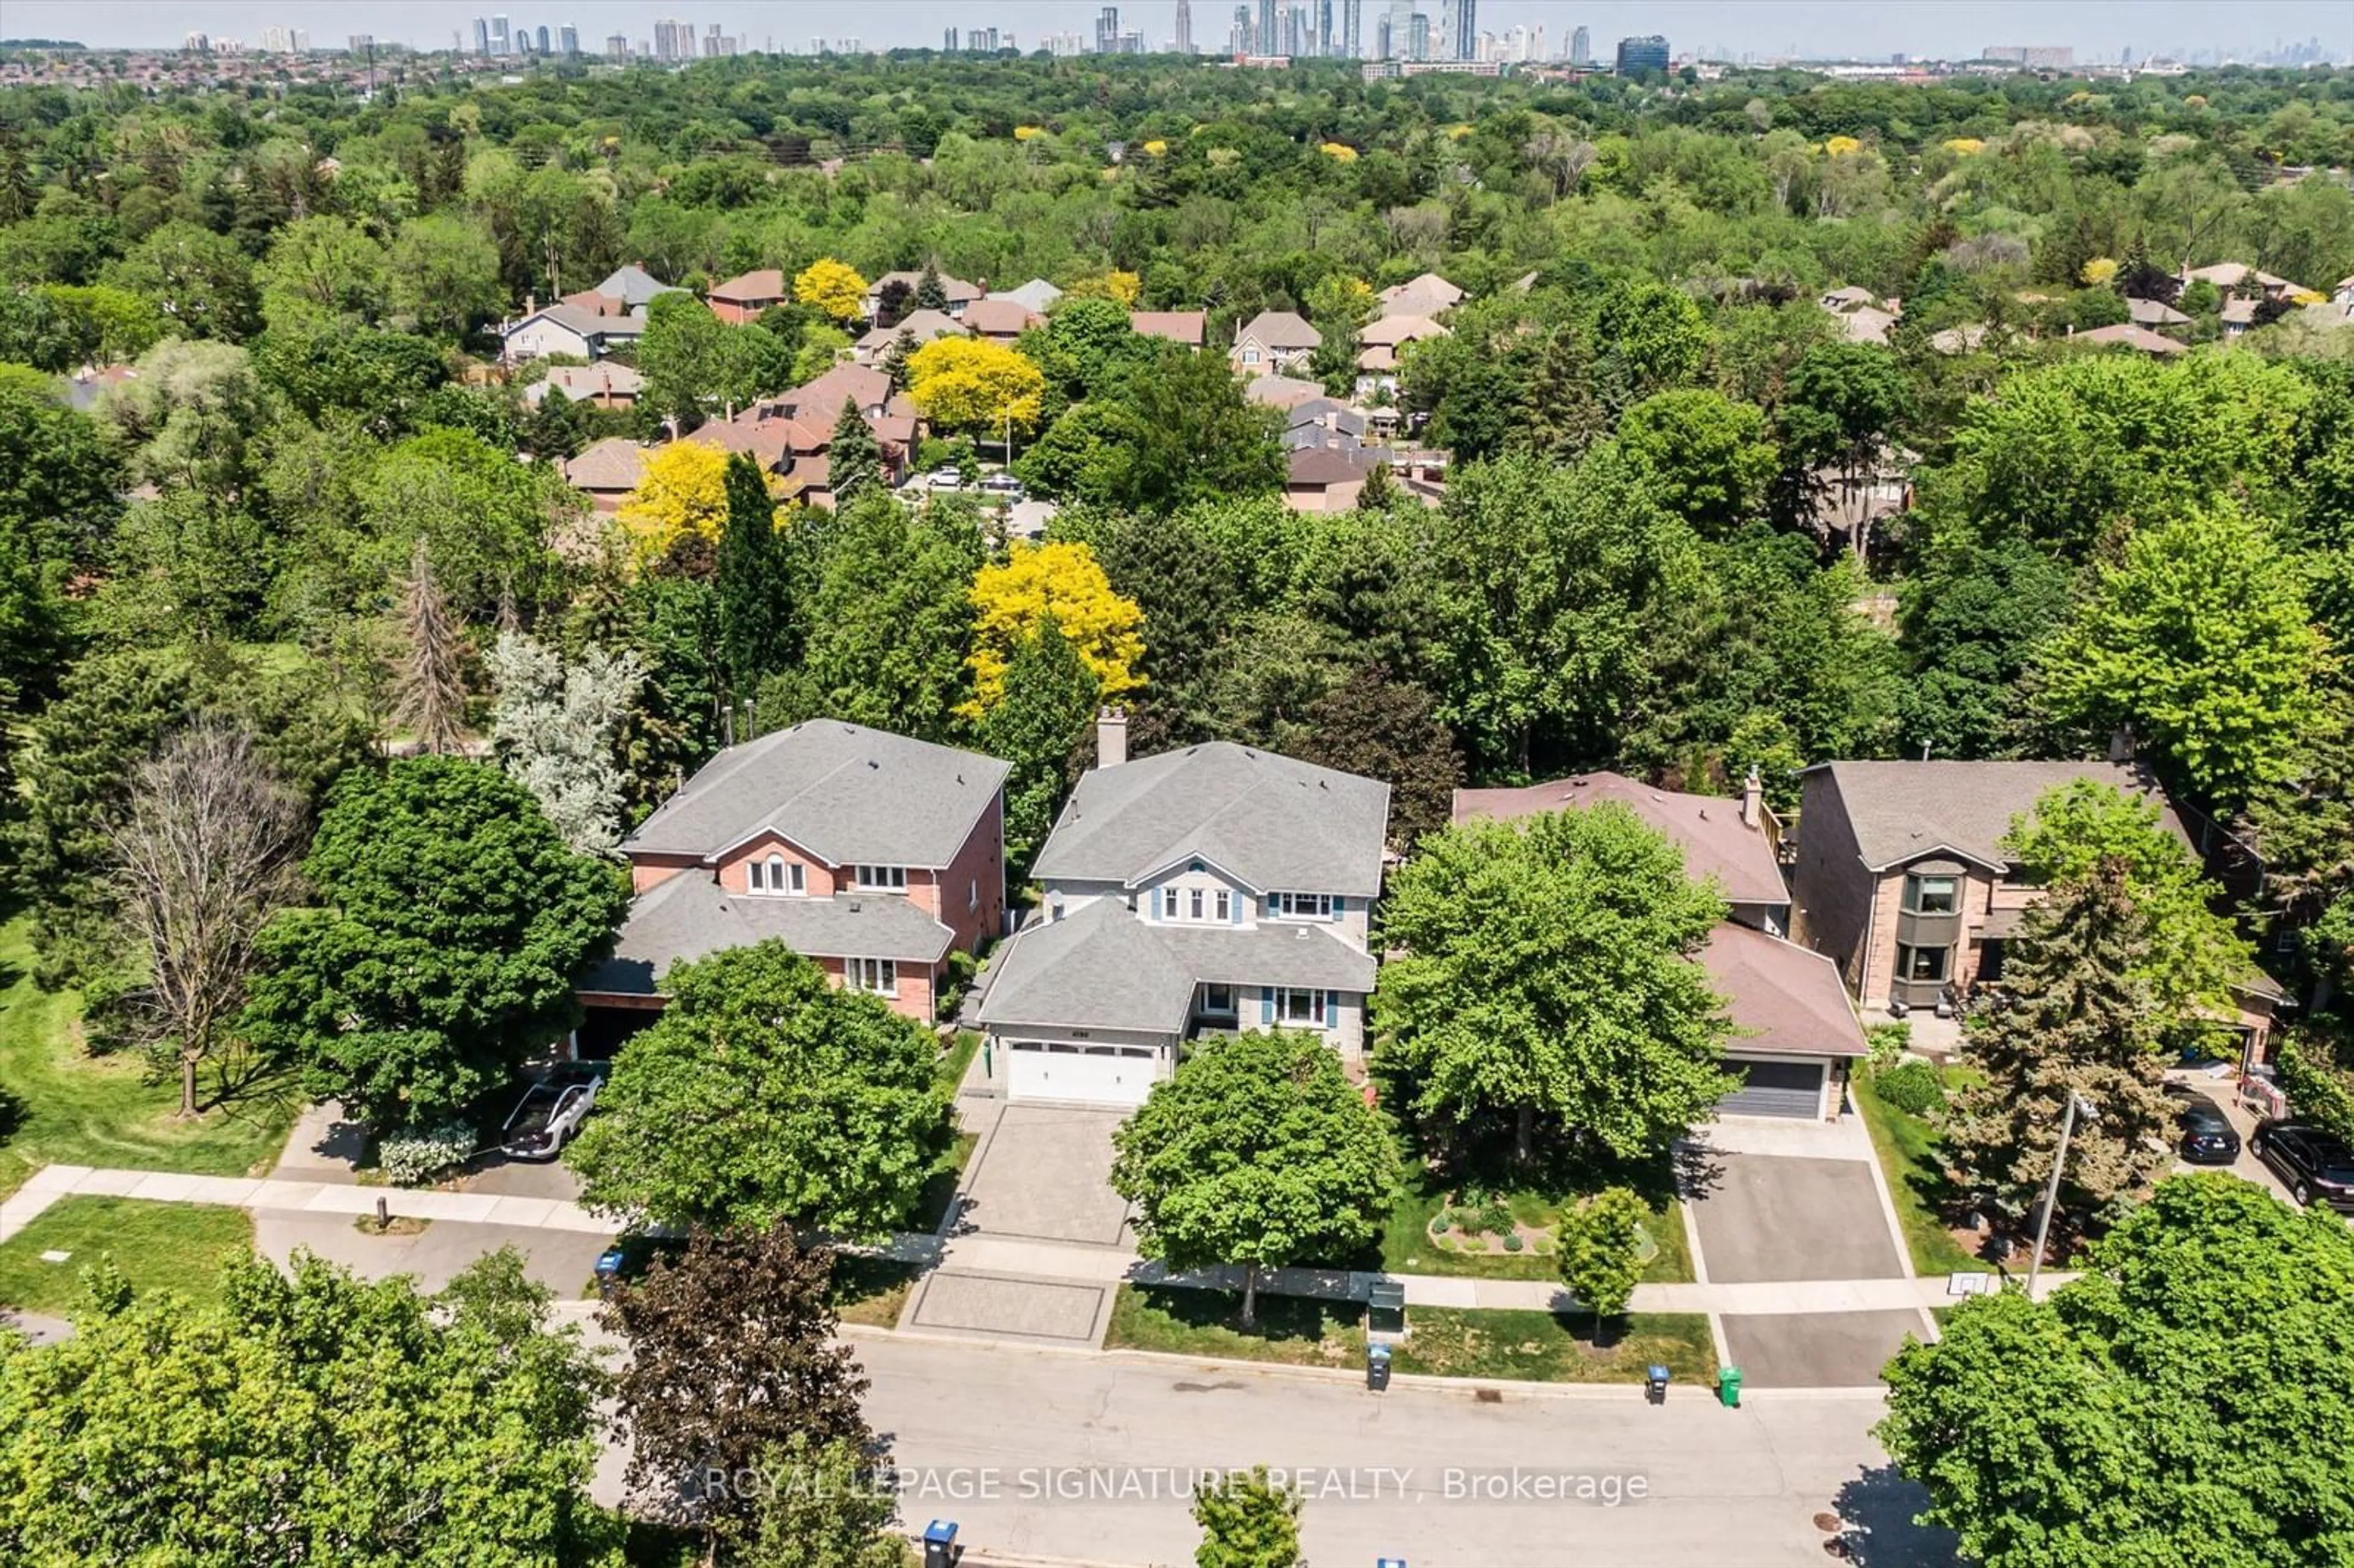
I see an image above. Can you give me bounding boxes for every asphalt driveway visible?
[951,1102,1133,1247]
[1722,1310,1929,1391]
[1689,1153,1907,1284]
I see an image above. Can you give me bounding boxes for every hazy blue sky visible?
[9,0,2351,61]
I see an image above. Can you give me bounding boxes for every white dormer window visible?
[852,865,908,891]
[1216,889,1232,921]
[1269,891,1335,921]
[746,855,806,895]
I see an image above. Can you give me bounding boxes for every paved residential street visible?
[753,1332,1955,1568]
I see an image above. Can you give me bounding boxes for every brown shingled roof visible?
[1453,772,1787,907]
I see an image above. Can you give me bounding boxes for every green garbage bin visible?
[1717,1366,1742,1408]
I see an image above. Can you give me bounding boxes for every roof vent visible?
[867,759,878,769]
[848,899,863,913]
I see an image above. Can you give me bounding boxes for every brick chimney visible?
[1095,706,1127,769]
[1740,764,1762,829]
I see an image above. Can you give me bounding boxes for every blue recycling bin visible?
[923,1519,958,1568]
[1645,1363,1670,1404]
[593,1247,627,1297]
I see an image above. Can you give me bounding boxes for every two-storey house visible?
[1457,770,1868,1122]
[975,714,1387,1105]
[574,721,1008,1054]
[1788,758,2287,1067]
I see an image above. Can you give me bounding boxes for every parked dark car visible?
[2249,1119,2354,1212]
[501,1066,604,1162]
[2166,1084,2241,1166]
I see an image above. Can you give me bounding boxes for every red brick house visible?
[575,721,1009,1054]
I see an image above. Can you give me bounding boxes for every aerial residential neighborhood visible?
[2,8,2352,1567]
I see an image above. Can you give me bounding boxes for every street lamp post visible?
[2026,1091,2096,1299]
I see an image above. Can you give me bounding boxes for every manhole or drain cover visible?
[38,1250,70,1264]
[1813,1513,1845,1532]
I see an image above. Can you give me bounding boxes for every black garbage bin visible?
[922,1519,958,1568]
[1367,1341,1392,1391]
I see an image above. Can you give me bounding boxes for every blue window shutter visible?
[1260,989,1275,1026]
[1230,890,1241,925]
[1330,896,1344,923]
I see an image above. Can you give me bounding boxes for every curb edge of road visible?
[842,1323,1893,1404]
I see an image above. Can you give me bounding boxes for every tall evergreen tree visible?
[913,262,948,313]
[392,536,469,755]
[714,452,804,699]
[827,398,883,506]
[1945,862,2177,1226]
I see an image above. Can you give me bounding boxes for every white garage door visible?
[1006,1041,1160,1106]
[1719,1057,1826,1119]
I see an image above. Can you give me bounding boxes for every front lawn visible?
[1854,1065,1986,1277]
[1105,1285,1716,1384]
[829,1253,923,1328]
[0,1197,254,1315]
[0,916,298,1200]
[1376,1171,1694,1284]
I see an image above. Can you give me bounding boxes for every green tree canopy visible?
[1111,1030,1397,1325]
[243,756,631,1131]
[566,940,948,1236]
[0,1248,616,1566]
[1879,1174,2354,1568]
[2035,505,2326,809]
[1374,804,1734,1163]
[2002,778,2255,1023]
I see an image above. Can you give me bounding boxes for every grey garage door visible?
[1720,1057,1824,1119]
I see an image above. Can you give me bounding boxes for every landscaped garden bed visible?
[1105,1284,1715,1385]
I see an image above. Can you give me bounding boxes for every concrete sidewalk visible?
[2,1163,619,1243]
[3,1161,2073,1314]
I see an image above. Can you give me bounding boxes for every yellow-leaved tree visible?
[616,441,730,567]
[793,257,869,324]
[1066,270,1144,307]
[962,541,1145,718]
[906,337,1046,436]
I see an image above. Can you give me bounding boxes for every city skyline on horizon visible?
[8,0,2350,65]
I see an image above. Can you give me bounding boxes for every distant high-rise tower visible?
[1341,0,1361,55]
[535,24,550,52]
[471,17,490,53]
[1096,4,1120,52]
[1569,23,1589,63]
[1256,0,1278,52]
[489,13,510,53]
[1230,2,1250,51]
[1384,0,1411,58]
[1407,9,1430,59]
[1175,0,1193,51]
[1614,32,1668,76]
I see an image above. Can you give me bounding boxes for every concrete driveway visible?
[1689,1154,1908,1285]
[950,1102,1132,1247]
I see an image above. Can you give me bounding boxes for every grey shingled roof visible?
[579,873,954,994]
[975,900,1200,1033]
[1802,759,2185,872]
[974,899,1374,1033]
[627,721,1010,868]
[1029,742,1388,897]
